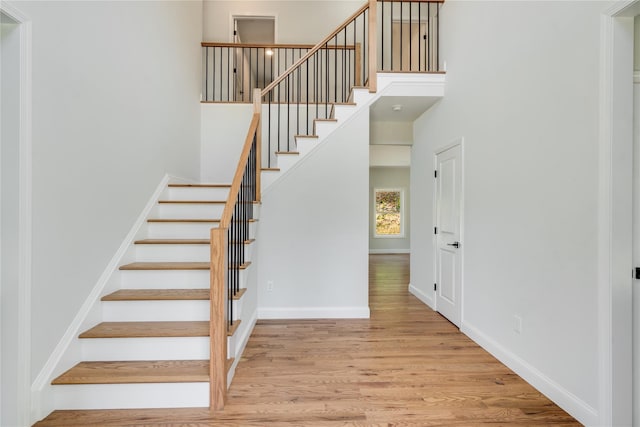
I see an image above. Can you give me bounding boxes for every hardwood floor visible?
[35,254,580,426]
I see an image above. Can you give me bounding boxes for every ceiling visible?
[369,96,441,122]
[236,18,275,44]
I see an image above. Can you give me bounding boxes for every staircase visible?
[44,183,256,411]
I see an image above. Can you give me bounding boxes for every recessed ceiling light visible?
[392,104,402,112]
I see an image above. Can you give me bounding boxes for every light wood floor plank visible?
[34,254,579,426]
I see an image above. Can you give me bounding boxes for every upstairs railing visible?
[260,2,372,167]
[209,89,261,410]
[202,43,359,103]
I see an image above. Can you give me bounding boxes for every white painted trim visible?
[408,283,434,309]
[432,138,464,327]
[258,306,370,319]
[369,249,410,254]
[598,6,636,426]
[1,3,33,425]
[461,322,598,427]
[227,309,258,385]
[634,71,640,83]
[30,174,173,423]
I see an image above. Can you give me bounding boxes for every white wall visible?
[203,1,363,44]
[635,16,639,71]
[201,104,253,182]
[16,1,203,384]
[1,16,21,427]
[410,2,603,424]
[370,167,410,253]
[257,108,369,319]
[370,121,413,145]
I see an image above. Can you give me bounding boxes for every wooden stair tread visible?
[314,118,338,122]
[134,239,210,245]
[228,320,241,337]
[102,289,209,301]
[158,200,226,204]
[230,262,251,270]
[294,134,319,139]
[275,151,299,155]
[168,184,230,188]
[119,262,209,271]
[79,321,209,338]
[232,288,247,301]
[51,360,209,385]
[261,168,280,172]
[147,218,220,223]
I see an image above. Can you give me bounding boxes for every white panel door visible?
[435,143,462,326]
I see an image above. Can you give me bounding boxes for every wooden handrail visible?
[261,2,369,96]
[202,42,356,50]
[219,113,260,229]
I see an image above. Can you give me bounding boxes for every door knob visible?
[447,242,460,248]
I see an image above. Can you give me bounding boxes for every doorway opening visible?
[231,16,276,101]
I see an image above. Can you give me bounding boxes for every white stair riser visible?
[333,105,356,121]
[157,203,225,219]
[102,300,209,322]
[120,270,210,290]
[314,121,336,139]
[135,244,210,262]
[275,154,299,172]
[231,298,243,322]
[52,383,208,410]
[146,222,218,239]
[295,138,318,157]
[352,88,374,105]
[81,337,209,361]
[165,187,229,201]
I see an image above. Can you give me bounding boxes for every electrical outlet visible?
[267,281,274,292]
[514,315,522,334]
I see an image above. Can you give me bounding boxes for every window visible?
[374,189,404,237]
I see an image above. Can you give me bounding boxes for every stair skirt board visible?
[81,337,210,361]
[52,382,209,410]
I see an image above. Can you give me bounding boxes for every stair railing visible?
[209,88,261,410]
[202,42,359,103]
[259,0,374,168]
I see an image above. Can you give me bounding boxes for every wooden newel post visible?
[368,0,377,93]
[253,88,262,203]
[209,227,228,411]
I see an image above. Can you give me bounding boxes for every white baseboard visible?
[258,306,370,319]
[369,249,410,254]
[30,174,173,423]
[408,283,434,309]
[460,322,598,426]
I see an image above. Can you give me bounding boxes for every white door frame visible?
[229,14,278,44]
[0,1,32,425]
[432,138,464,326]
[598,2,638,425]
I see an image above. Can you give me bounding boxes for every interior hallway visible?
[35,254,578,426]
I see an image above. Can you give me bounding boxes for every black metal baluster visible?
[419,2,422,71]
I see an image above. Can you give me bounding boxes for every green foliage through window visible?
[375,190,402,236]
